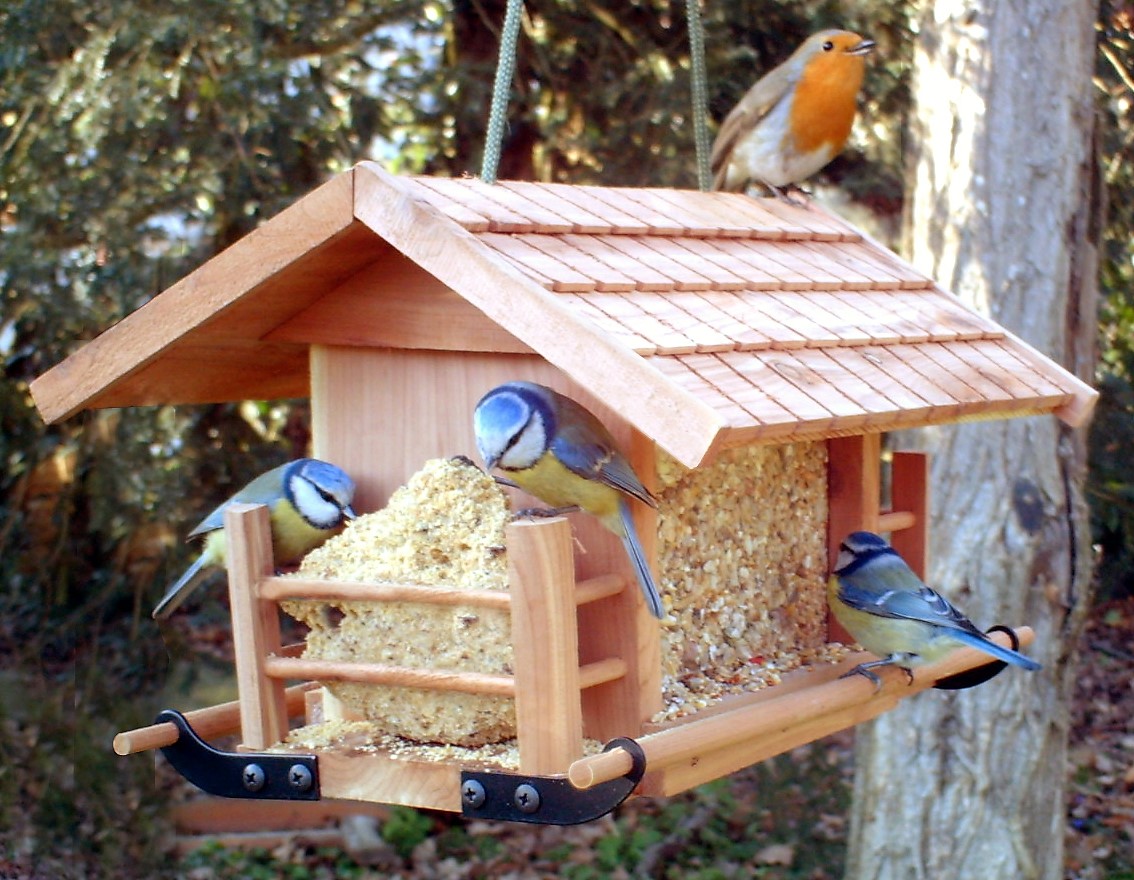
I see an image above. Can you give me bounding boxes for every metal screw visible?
[288,764,313,793]
[242,763,266,792]
[513,783,540,814]
[462,779,486,809]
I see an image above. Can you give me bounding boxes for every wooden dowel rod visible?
[112,683,317,757]
[260,577,511,610]
[578,657,628,690]
[568,626,1035,790]
[261,655,516,697]
[575,574,626,605]
[877,510,916,533]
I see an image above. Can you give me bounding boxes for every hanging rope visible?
[481,0,525,184]
[686,0,712,191]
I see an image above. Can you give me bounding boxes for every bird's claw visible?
[839,664,883,693]
[512,505,580,520]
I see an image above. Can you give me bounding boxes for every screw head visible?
[513,782,541,814]
[242,763,266,792]
[288,764,314,793]
[462,778,486,809]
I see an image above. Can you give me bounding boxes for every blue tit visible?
[829,531,1041,687]
[473,381,664,619]
[153,458,356,619]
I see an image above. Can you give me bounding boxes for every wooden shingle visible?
[29,161,1096,467]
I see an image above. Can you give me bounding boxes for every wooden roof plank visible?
[411,177,541,232]
[709,192,800,239]
[633,295,737,352]
[709,291,813,348]
[785,348,909,419]
[954,340,1056,401]
[663,292,767,351]
[477,233,596,291]
[756,242,845,290]
[675,352,800,427]
[568,185,688,235]
[852,346,959,409]
[637,188,762,238]
[693,291,778,348]
[615,187,716,236]
[991,334,1097,426]
[794,242,878,289]
[709,238,815,290]
[439,177,579,233]
[841,241,932,289]
[914,341,1017,401]
[888,344,986,405]
[555,293,658,354]
[757,291,856,345]
[750,350,870,424]
[29,170,360,423]
[675,238,780,289]
[754,198,856,241]
[601,236,716,290]
[558,234,675,289]
[519,234,638,291]
[495,180,614,233]
[800,241,901,289]
[648,355,757,427]
[568,292,699,354]
[660,238,751,289]
[717,349,839,426]
[404,179,492,232]
[980,339,1069,398]
[528,183,651,234]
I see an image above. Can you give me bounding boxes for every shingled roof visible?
[30,161,1096,468]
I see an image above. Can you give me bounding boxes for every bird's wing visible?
[710,68,792,185]
[550,426,656,510]
[186,462,291,538]
[837,577,986,638]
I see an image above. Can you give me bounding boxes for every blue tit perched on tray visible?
[153,458,356,619]
[829,531,1041,687]
[473,381,664,619]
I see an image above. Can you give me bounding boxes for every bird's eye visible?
[822,40,834,52]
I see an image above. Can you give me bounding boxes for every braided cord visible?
[686,0,711,190]
[481,0,525,183]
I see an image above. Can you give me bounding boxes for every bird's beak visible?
[343,505,357,521]
[848,39,875,56]
[485,455,500,472]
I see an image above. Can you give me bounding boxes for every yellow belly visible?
[507,453,624,534]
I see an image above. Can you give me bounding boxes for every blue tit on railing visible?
[153,458,356,619]
[829,531,1041,687]
[473,381,664,619]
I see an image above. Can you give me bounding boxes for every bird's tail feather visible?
[951,628,1042,671]
[618,500,664,619]
[152,554,211,620]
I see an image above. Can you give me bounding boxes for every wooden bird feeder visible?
[31,163,1096,822]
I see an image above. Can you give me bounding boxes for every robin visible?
[710,29,875,200]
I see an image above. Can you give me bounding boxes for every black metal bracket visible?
[460,737,646,825]
[155,709,320,800]
[932,625,1020,690]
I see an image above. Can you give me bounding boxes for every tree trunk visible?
[845,3,1101,879]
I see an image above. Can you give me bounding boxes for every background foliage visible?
[0,1,1129,876]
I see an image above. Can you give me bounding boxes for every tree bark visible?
[845,3,1101,879]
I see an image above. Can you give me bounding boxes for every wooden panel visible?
[30,172,362,422]
[889,451,929,578]
[565,293,699,354]
[226,504,289,750]
[595,236,716,290]
[266,256,532,354]
[317,750,463,811]
[508,518,585,774]
[555,293,658,353]
[528,182,651,234]
[827,433,881,643]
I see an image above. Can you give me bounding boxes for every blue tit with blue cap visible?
[473,381,664,619]
[153,458,356,619]
[829,531,1041,687]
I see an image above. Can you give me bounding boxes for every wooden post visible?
[226,503,289,750]
[826,434,882,643]
[507,517,584,775]
[889,451,930,579]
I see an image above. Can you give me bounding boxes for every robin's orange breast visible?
[787,52,867,156]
